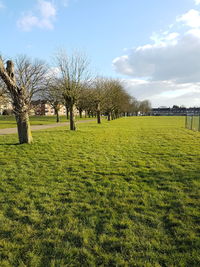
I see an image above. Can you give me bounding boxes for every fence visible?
[185,115,200,131]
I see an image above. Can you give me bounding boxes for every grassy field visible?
[0,115,90,129]
[0,117,200,266]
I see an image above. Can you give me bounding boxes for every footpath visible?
[0,119,96,135]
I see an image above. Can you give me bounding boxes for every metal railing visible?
[185,115,200,131]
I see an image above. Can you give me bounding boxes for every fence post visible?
[185,115,188,129]
[199,115,200,132]
[191,116,193,130]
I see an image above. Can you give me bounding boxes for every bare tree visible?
[129,97,140,116]
[55,50,90,130]
[76,85,90,118]
[139,100,152,115]
[77,86,97,118]
[42,78,63,122]
[102,79,125,120]
[92,78,107,124]
[0,55,48,144]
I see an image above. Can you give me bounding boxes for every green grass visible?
[0,115,90,129]
[0,117,200,266]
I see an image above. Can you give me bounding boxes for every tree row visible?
[0,51,151,144]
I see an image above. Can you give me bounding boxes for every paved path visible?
[0,119,96,135]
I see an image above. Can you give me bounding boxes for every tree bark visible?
[65,106,69,120]
[0,60,33,144]
[96,102,101,124]
[108,112,111,121]
[12,92,33,144]
[55,109,60,123]
[15,112,32,144]
[69,104,76,130]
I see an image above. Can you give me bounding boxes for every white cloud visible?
[39,0,56,18]
[150,32,179,45]
[46,67,60,78]
[123,79,200,107]
[17,0,56,31]
[177,9,200,28]
[17,14,40,31]
[194,0,200,5]
[113,31,200,83]
[113,7,200,107]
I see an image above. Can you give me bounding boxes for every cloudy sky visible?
[0,0,200,107]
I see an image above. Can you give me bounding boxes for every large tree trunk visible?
[13,93,33,144]
[15,111,32,144]
[96,102,101,124]
[55,109,60,123]
[69,104,76,130]
[0,59,33,144]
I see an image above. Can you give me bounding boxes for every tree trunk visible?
[0,59,33,144]
[15,111,32,144]
[79,109,82,118]
[97,102,101,124]
[55,109,60,123]
[66,106,69,120]
[69,104,76,130]
[108,112,111,121]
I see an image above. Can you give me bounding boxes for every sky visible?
[0,0,200,107]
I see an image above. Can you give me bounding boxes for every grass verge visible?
[0,117,199,266]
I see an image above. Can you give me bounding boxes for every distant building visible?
[150,107,200,116]
[0,96,12,115]
[0,98,84,116]
[30,100,82,116]
[30,100,66,116]
[186,107,200,116]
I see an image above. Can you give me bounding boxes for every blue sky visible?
[0,0,200,107]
